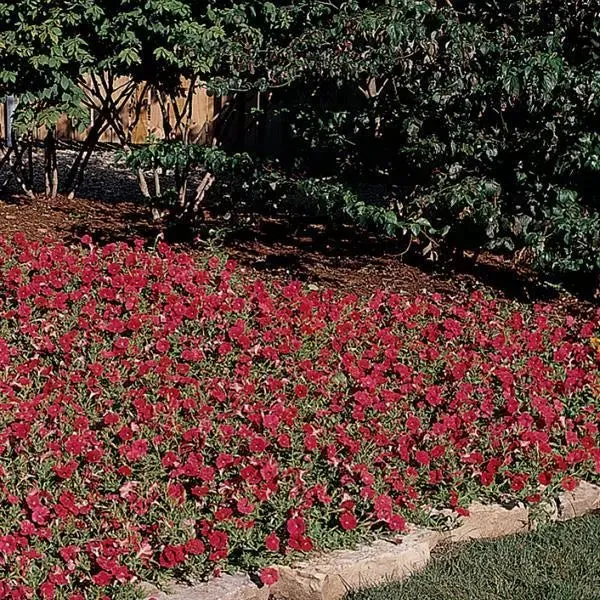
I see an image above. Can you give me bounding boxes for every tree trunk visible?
[26,137,34,190]
[65,116,110,198]
[0,147,14,192]
[189,171,216,218]
[104,109,151,199]
[153,166,161,197]
[0,145,12,173]
[44,129,59,197]
[8,140,35,199]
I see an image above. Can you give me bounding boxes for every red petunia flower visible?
[184,539,205,556]
[159,545,186,569]
[286,517,306,538]
[259,567,279,586]
[265,533,281,552]
[340,512,358,531]
[208,530,229,550]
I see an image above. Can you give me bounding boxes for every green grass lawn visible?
[346,516,600,600]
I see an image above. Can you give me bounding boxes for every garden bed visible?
[0,235,599,599]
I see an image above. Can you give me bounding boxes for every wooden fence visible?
[0,80,219,145]
[0,81,284,158]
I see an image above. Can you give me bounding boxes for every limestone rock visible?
[444,502,530,543]
[141,574,268,600]
[557,481,600,521]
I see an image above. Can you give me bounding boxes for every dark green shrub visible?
[253,0,600,276]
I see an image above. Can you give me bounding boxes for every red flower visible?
[299,536,314,552]
[59,545,79,562]
[40,581,56,600]
[414,450,430,466]
[167,483,186,505]
[0,338,10,366]
[374,495,393,521]
[125,439,148,462]
[286,517,306,538]
[406,415,421,432]
[117,426,133,441]
[208,530,229,550]
[159,545,186,569]
[20,521,36,536]
[117,465,133,477]
[340,512,358,531]
[249,436,268,453]
[184,539,205,556]
[237,498,255,515]
[388,514,406,532]
[156,339,170,353]
[199,466,215,482]
[295,384,308,399]
[265,532,281,552]
[277,434,291,448]
[288,535,314,552]
[304,434,318,452]
[31,505,51,525]
[425,385,443,406]
[259,567,279,586]
[91,571,113,586]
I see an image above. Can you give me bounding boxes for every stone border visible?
[141,574,269,600]
[142,481,600,600]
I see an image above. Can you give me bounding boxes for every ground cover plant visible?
[0,234,599,599]
[346,514,600,600]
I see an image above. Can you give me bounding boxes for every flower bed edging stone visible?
[556,480,600,521]
[268,505,532,600]
[270,528,442,600]
[141,574,269,600]
[265,481,600,600]
[442,502,530,543]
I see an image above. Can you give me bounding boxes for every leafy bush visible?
[0,0,264,198]
[255,0,600,274]
[124,141,254,225]
[0,235,599,598]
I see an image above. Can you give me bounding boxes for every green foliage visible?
[126,141,253,176]
[0,1,92,130]
[254,0,600,275]
[124,140,254,222]
[528,190,600,275]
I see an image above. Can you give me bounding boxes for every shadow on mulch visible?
[0,189,597,313]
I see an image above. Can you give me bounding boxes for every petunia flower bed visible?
[0,233,599,599]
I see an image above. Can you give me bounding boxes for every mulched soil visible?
[0,146,596,312]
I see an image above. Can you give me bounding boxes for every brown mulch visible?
[0,193,148,243]
[0,191,596,315]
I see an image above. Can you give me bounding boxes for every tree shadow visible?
[1,154,597,307]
